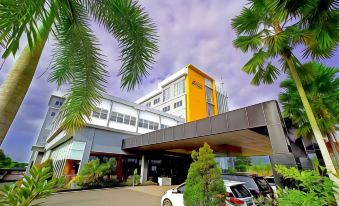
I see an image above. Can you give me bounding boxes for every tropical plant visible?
[0,149,27,168]
[231,0,338,174]
[274,165,337,206]
[249,160,272,176]
[279,62,339,168]
[0,160,65,206]
[0,0,158,144]
[75,158,116,188]
[234,157,252,172]
[184,143,226,206]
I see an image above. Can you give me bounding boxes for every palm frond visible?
[233,34,263,52]
[49,0,107,133]
[231,7,263,35]
[83,0,158,90]
[0,0,51,57]
[242,49,269,74]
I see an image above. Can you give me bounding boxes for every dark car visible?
[222,173,274,198]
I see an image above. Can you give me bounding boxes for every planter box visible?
[158,177,171,186]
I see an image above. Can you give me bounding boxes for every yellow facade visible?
[185,64,218,122]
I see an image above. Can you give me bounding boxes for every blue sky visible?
[0,0,338,162]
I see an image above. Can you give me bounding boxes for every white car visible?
[161,180,256,206]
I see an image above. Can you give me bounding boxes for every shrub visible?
[184,143,226,206]
[274,165,337,206]
[74,158,116,188]
[0,160,65,206]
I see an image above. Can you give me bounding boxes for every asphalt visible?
[42,185,175,206]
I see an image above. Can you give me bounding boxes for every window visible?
[163,88,170,102]
[154,122,159,130]
[174,100,182,109]
[207,104,214,116]
[92,107,101,118]
[124,115,130,124]
[51,112,56,117]
[205,87,213,103]
[100,109,108,119]
[138,118,143,127]
[117,113,124,123]
[153,98,160,105]
[161,124,169,129]
[92,107,108,119]
[110,112,118,121]
[146,102,151,107]
[130,116,136,126]
[163,105,170,112]
[143,120,149,129]
[55,101,59,106]
[149,121,154,130]
[174,80,185,96]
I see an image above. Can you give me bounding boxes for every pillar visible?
[116,155,123,181]
[140,155,148,184]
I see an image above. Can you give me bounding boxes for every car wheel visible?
[162,199,173,206]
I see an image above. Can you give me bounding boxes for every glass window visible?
[92,107,100,118]
[174,80,185,96]
[163,106,170,112]
[143,120,149,129]
[55,101,59,105]
[110,112,118,121]
[154,98,160,105]
[163,88,170,102]
[161,124,168,129]
[177,184,186,193]
[149,121,154,130]
[205,87,213,103]
[174,100,182,109]
[230,184,252,198]
[138,118,143,127]
[100,109,108,119]
[117,113,124,123]
[130,116,136,126]
[146,102,151,107]
[51,112,56,117]
[124,115,130,124]
[154,122,159,130]
[207,103,214,116]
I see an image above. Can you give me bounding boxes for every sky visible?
[0,0,338,162]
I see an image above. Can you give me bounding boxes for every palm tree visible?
[279,62,339,169]
[231,0,338,174]
[0,0,158,144]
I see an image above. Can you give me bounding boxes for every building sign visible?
[192,80,202,89]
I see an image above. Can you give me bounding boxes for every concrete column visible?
[140,155,148,184]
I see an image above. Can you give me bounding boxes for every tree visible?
[184,143,226,206]
[0,0,158,144]
[0,160,65,206]
[75,158,116,188]
[234,157,252,172]
[279,62,339,168]
[231,0,338,175]
[0,149,27,168]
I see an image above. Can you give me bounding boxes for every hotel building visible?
[135,64,228,122]
[28,65,313,186]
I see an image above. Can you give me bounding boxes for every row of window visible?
[162,100,183,113]
[145,80,185,107]
[163,105,170,112]
[92,108,170,130]
[110,112,137,126]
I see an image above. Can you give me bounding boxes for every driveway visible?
[43,185,175,206]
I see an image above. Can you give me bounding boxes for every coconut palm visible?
[231,0,338,174]
[0,0,158,144]
[279,62,339,168]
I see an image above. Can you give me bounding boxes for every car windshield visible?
[254,177,271,191]
[177,184,185,193]
[222,175,258,189]
[230,184,252,198]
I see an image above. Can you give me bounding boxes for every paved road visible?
[43,186,174,206]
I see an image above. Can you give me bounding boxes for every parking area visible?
[43,186,174,206]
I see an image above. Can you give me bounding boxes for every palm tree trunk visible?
[330,133,339,170]
[284,57,339,185]
[0,11,55,145]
